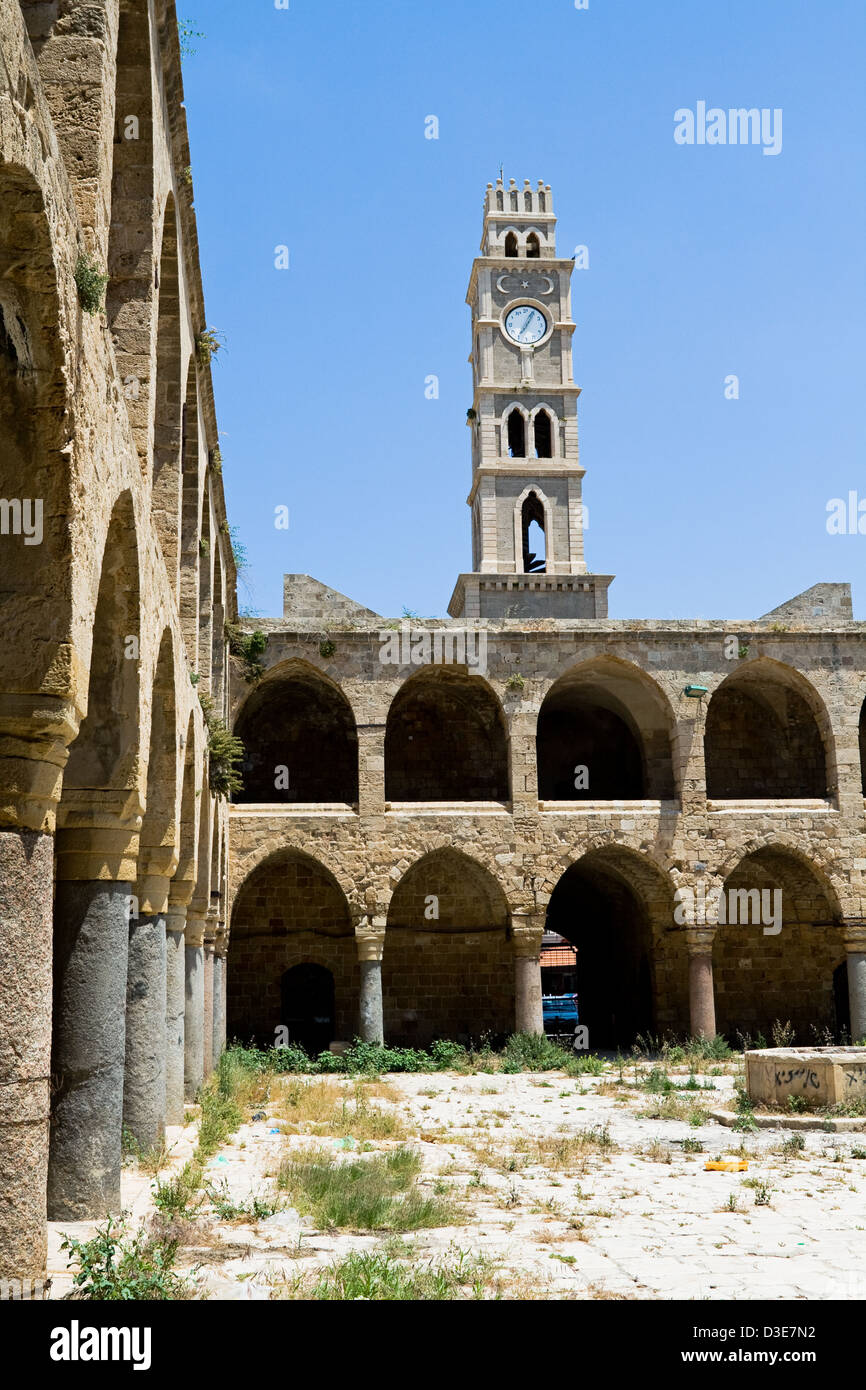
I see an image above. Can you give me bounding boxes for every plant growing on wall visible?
[506,673,525,691]
[195,327,224,368]
[226,623,268,684]
[200,695,244,798]
[74,254,109,315]
[319,639,336,659]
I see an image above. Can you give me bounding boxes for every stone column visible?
[184,912,206,1101]
[123,861,175,1151]
[512,915,545,1035]
[203,934,215,1080]
[0,828,54,1283]
[686,928,717,1039]
[0,700,75,1282]
[356,919,386,1044]
[164,886,192,1126]
[212,934,227,1070]
[844,922,866,1043]
[49,806,139,1220]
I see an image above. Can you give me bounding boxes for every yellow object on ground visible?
[705,1160,749,1172]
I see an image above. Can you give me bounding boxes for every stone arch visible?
[537,657,677,801]
[705,659,832,800]
[178,359,201,666]
[526,230,541,258]
[211,537,226,717]
[531,405,555,459]
[0,163,72,702]
[504,230,519,257]
[384,848,512,1045]
[61,490,142,803]
[49,490,143,1220]
[713,847,845,1043]
[513,483,554,575]
[106,0,156,462]
[546,845,685,1046]
[174,711,199,895]
[228,848,357,1049]
[150,195,183,566]
[198,477,212,692]
[233,661,359,806]
[137,628,179,891]
[385,667,509,803]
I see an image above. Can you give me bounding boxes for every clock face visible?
[504,305,547,345]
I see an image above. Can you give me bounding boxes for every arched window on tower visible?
[524,191,532,211]
[505,231,518,257]
[534,410,553,459]
[527,232,541,259]
[507,409,526,458]
[496,190,504,211]
[522,492,547,573]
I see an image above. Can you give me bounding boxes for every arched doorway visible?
[545,850,681,1048]
[228,850,356,1049]
[713,848,843,1043]
[705,663,830,800]
[234,664,358,805]
[281,964,336,1056]
[385,668,508,802]
[537,660,675,801]
[384,849,512,1045]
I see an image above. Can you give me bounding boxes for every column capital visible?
[356,918,386,963]
[185,913,207,948]
[0,691,79,833]
[685,927,716,955]
[511,913,545,957]
[842,919,866,953]
[55,789,143,882]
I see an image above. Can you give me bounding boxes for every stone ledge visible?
[709,1108,866,1133]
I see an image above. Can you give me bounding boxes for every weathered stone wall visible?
[0,0,235,1284]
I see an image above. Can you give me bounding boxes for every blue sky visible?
[179,0,866,621]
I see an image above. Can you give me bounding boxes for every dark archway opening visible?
[385,669,508,802]
[527,232,541,258]
[533,410,553,459]
[234,668,359,804]
[505,232,518,257]
[705,674,828,799]
[538,694,645,800]
[228,852,356,1047]
[546,859,654,1049]
[281,964,336,1056]
[507,409,526,458]
[522,492,546,573]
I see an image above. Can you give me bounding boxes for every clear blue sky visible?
[179,0,866,621]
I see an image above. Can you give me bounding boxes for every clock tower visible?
[448,177,614,620]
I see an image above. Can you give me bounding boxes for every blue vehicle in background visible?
[542,993,579,1036]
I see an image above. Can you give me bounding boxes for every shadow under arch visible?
[228,847,357,1049]
[546,846,683,1048]
[106,0,156,465]
[384,847,512,1045]
[0,162,72,698]
[537,657,677,801]
[385,666,509,802]
[705,658,833,800]
[714,846,845,1044]
[233,661,359,805]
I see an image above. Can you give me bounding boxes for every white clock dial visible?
[505,305,547,346]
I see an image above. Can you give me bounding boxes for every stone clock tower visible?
[448,177,614,620]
